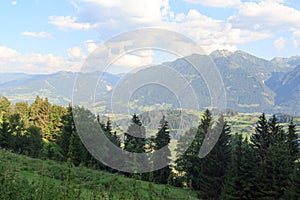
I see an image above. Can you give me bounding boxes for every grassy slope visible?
[0,150,197,200]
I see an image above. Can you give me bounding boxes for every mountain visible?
[266,65,300,114]
[0,71,122,105]
[1,50,299,114]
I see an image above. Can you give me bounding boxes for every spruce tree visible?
[285,163,300,199]
[287,119,299,162]
[222,135,261,199]
[0,117,12,149]
[124,114,146,153]
[124,114,146,175]
[260,141,292,199]
[174,110,211,190]
[152,116,172,184]
[59,105,75,160]
[251,113,270,162]
[198,116,231,199]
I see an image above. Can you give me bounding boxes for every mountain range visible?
[1,50,300,115]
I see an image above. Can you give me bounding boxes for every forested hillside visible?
[0,95,299,199]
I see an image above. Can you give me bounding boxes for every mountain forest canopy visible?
[0,95,299,199]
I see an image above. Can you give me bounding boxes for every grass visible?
[0,150,198,199]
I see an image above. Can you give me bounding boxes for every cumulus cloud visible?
[0,46,82,73]
[21,31,53,38]
[183,0,241,8]
[114,50,154,67]
[229,1,300,32]
[84,40,98,54]
[45,0,300,66]
[67,47,86,59]
[49,16,98,31]
[274,37,286,51]
[292,37,299,48]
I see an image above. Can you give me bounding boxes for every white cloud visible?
[49,16,98,31]
[11,1,17,5]
[183,0,241,8]
[229,1,300,32]
[274,37,286,51]
[0,46,82,73]
[21,31,53,38]
[72,0,170,31]
[292,38,298,48]
[78,0,122,7]
[67,47,86,59]
[0,46,19,58]
[114,50,154,67]
[84,40,98,53]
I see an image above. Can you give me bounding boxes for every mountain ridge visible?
[1,50,300,114]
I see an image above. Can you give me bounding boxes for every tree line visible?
[0,95,299,199]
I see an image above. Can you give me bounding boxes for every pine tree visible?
[174,109,211,190]
[29,96,51,136]
[251,113,270,162]
[59,105,75,160]
[13,102,30,127]
[287,119,299,162]
[0,96,11,120]
[222,135,260,199]
[152,116,172,184]
[0,116,12,149]
[198,116,231,199]
[285,163,300,199]
[23,126,43,157]
[9,113,26,154]
[260,141,292,199]
[124,114,147,175]
[124,114,146,153]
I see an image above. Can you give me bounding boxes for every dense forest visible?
[0,95,299,199]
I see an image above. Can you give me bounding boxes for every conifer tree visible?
[152,116,172,184]
[174,109,211,190]
[260,141,292,199]
[0,116,12,149]
[287,119,299,162]
[59,105,74,160]
[222,135,260,199]
[0,96,11,120]
[285,163,300,199]
[29,96,51,135]
[124,114,146,176]
[251,113,270,162]
[124,114,146,153]
[198,116,231,199]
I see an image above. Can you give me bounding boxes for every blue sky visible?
[1,0,300,73]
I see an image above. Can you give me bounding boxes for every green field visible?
[0,150,197,200]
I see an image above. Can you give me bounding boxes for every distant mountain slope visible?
[267,65,300,114]
[0,71,122,105]
[1,50,299,114]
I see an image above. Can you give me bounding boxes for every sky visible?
[1,0,300,73]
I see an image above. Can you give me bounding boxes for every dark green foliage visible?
[287,119,299,161]
[198,116,231,199]
[23,126,43,157]
[124,114,146,153]
[259,141,292,199]
[152,116,172,184]
[0,117,12,149]
[222,135,260,199]
[29,96,52,136]
[0,96,11,119]
[59,105,74,160]
[285,163,300,199]
[13,102,30,127]
[251,113,270,162]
